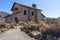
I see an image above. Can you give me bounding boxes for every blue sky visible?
[0,0,60,18]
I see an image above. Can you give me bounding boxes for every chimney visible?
[32,4,36,8]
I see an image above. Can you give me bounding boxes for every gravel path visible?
[0,26,35,40]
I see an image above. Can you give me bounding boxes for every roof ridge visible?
[11,2,42,11]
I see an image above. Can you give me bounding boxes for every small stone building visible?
[5,2,46,23]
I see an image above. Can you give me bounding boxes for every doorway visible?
[15,17,19,24]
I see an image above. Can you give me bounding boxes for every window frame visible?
[13,7,18,10]
[24,10,27,15]
[32,11,34,16]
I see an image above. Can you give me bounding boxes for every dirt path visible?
[0,26,35,40]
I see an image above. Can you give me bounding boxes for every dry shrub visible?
[40,27,46,33]
[0,28,7,32]
[0,22,5,25]
[28,21,36,24]
[19,21,37,27]
[0,22,8,32]
[37,23,42,29]
[18,21,30,29]
[10,22,16,26]
[19,21,37,30]
[39,21,60,37]
[38,21,52,32]
[0,22,5,26]
[4,28,7,31]
[26,21,41,31]
[5,23,11,30]
[18,21,27,26]
[28,21,37,27]
[37,21,46,28]
[30,24,37,27]
[0,22,11,33]
[25,23,30,27]
[0,22,5,28]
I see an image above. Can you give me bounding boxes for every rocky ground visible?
[0,26,35,40]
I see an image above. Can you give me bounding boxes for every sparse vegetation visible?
[47,18,57,24]
[18,21,27,26]
[0,20,60,40]
[0,22,16,34]
[10,22,16,26]
[20,21,51,40]
[20,20,60,40]
[5,23,11,30]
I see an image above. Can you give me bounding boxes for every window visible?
[14,7,18,10]
[24,10,26,15]
[32,12,34,16]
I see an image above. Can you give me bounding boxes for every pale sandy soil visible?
[0,26,35,40]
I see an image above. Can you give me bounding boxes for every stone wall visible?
[5,3,46,23]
